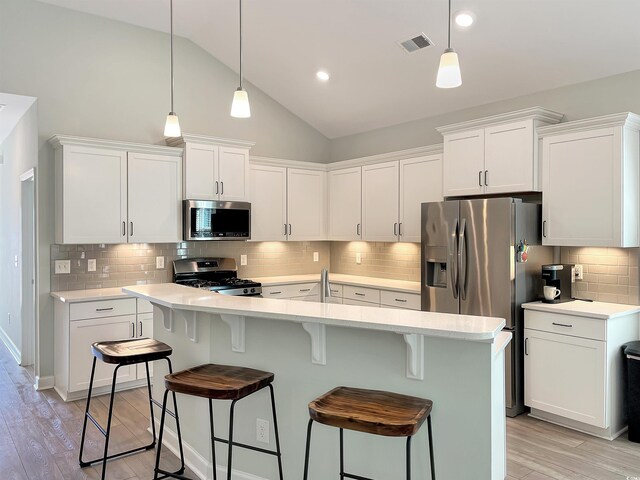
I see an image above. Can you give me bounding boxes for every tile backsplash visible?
[330,242,420,282]
[51,241,330,292]
[561,247,640,304]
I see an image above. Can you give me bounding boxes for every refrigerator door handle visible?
[450,219,459,299]
[458,218,467,300]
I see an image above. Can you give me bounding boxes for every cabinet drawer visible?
[262,283,319,299]
[343,298,379,307]
[380,290,420,310]
[70,298,136,321]
[137,299,153,314]
[329,284,343,298]
[525,310,606,341]
[343,286,380,304]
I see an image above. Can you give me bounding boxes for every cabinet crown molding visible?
[48,135,183,157]
[250,155,328,171]
[165,133,255,149]
[327,144,443,171]
[436,107,564,135]
[537,112,640,137]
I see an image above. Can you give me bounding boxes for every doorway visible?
[20,168,37,375]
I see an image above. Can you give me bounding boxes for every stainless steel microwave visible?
[184,200,251,241]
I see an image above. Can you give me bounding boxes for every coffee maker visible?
[541,264,574,303]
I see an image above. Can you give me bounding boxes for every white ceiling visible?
[36,0,640,138]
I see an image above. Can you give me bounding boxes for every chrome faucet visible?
[320,268,331,303]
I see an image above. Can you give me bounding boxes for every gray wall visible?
[330,69,640,161]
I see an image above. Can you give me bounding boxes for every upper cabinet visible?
[50,136,183,245]
[538,113,640,247]
[362,161,400,242]
[166,134,254,202]
[328,167,362,241]
[438,107,564,197]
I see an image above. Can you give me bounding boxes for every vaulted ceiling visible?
[36,0,640,138]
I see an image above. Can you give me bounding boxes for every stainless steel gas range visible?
[173,257,262,297]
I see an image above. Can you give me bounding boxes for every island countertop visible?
[123,283,505,342]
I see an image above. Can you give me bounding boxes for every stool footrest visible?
[79,442,155,467]
[343,473,375,480]
[151,467,188,480]
[213,436,282,457]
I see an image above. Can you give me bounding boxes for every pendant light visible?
[231,0,251,118]
[164,0,181,137]
[436,0,462,89]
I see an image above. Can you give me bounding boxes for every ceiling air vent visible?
[399,33,433,53]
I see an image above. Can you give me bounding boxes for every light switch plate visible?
[356,253,362,264]
[55,260,71,274]
[574,264,584,280]
[240,254,247,266]
[87,259,96,272]
[313,252,319,262]
[156,256,165,269]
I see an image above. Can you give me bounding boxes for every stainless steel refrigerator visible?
[421,197,552,417]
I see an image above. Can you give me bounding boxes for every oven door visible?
[184,200,251,240]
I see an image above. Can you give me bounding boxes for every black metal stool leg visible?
[209,399,218,480]
[303,419,314,480]
[100,364,121,480]
[153,389,170,480]
[267,384,284,480]
[339,428,345,480]
[406,435,412,480]
[227,399,238,480]
[79,357,97,467]
[427,415,435,480]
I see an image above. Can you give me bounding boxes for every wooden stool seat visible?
[308,386,433,437]
[164,363,275,400]
[91,338,172,365]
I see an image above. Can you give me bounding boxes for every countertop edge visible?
[522,301,640,319]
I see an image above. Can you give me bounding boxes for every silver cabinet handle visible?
[122,221,126,236]
[269,291,282,295]
[130,222,134,236]
[356,223,360,236]
[399,222,403,236]
[221,181,224,195]
[355,292,365,297]
[478,171,483,187]
[552,322,573,328]
[95,307,114,312]
[299,288,311,292]
[525,338,529,355]
[484,170,488,186]
[395,298,407,303]
[288,224,292,236]
[284,224,287,236]
[393,223,398,236]
[542,220,547,238]
[139,321,143,337]
[215,181,219,195]
[131,322,135,338]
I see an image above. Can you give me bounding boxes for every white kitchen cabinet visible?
[168,135,254,202]
[523,304,639,439]
[135,313,154,378]
[362,161,400,242]
[249,159,326,241]
[328,167,362,241]
[538,113,640,247]
[438,108,563,197]
[50,136,183,245]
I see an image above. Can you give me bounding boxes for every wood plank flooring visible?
[1,339,639,479]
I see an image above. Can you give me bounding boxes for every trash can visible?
[623,341,640,443]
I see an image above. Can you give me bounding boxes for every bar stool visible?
[78,338,185,480]
[154,363,284,480]
[303,386,435,480]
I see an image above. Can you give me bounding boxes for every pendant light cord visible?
[447,0,452,49]
[239,0,243,89]
[170,0,175,113]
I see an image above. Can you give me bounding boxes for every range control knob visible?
[243,288,248,294]
[251,288,256,293]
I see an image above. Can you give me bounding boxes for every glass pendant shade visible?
[436,48,462,88]
[164,112,181,137]
[231,88,251,118]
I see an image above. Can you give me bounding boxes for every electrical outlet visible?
[240,254,248,266]
[256,418,270,444]
[356,253,362,265]
[313,252,319,262]
[156,256,165,269]
[87,259,96,272]
[14,255,18,267]
[574,264,584,280]
[55,260,71,274]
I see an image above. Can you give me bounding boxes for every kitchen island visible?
[123,283,510,480]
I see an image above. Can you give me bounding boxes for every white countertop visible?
[50,287,129,303]
[250,273,421,293]
[123,283,504,342]
[522,300,640,319]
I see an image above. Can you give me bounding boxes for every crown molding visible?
[537,112,640,137]
[48,135,183,157]
[249,155,328,171]
[326,143,443,171]
[436,107,564,135]
[166,133,255,149]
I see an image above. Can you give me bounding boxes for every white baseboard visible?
[34,375,54,391]
[151,419,269,480]
[0,327,21,364]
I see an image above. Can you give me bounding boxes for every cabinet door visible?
[287,169,326,241]
[184,143,217,200]
[136,313,154,379]
[59,145,127,244]
[249,164,287,241]
[328,167,362,240]
[218,146,249,201]
[362,161,399,241]
[69,316,137,392]
[399,155,443,242]
[524,328,606,428]
[127,153,182,243]
[443,129,485,197]
[541,127,621,246]
[484,120,535,194]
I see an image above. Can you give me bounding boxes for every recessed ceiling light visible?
[454,11,475,27]
[316,70,330,81]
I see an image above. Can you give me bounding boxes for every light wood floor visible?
[1,340,640,480]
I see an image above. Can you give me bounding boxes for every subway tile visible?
[599,274,619,284]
